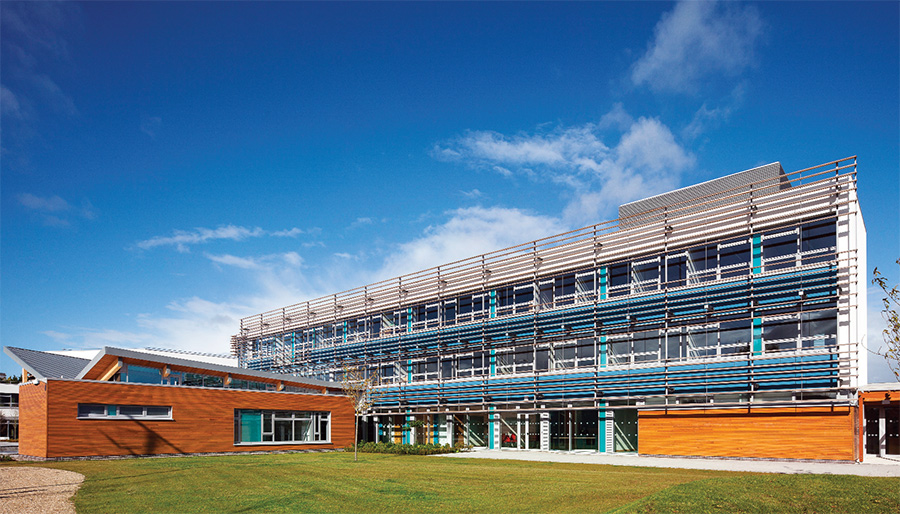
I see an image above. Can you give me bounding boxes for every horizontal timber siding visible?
[32,379,353,458]
[639,407,857,461]
[18,383,48,458]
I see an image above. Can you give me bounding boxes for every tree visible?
[339,365,382,462]
[872,258,900,381]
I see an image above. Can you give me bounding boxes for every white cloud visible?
[135,225,306,252]
[377,206,565,280]
[631,0,764,94]
[0,85,23,119]
[435,106,695,225]
[18,192,68,211]
[682,85,745,141]
[269,227,304,237]
[205,253,261,270]
[461,188,483,199]
[41,330,72,343]
[140,116,161,138]
[205,251,305,271]
[18,192,97,226]
[683,103,732,141]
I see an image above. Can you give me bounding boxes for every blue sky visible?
[2,1,898,381]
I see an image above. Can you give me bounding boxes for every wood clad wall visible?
[639,407,858,461]
[31,380,354,458]
[18,383,48,458]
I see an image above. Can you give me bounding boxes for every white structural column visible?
[540,412,550,451]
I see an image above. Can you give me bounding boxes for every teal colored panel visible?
[488,406,495,450]
[490,290,497,318]
[599,266,608,300]
[752,318,763,355]
[598,403,606,453]
[752,234,762,274]
[600,335,608,367]
[240,410,262,443]
[107,405,117,416]
[490,348,496,376]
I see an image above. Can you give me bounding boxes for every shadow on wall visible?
[99,420,186,456]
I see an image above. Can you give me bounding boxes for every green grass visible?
[2,453,898,514]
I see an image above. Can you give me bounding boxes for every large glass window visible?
[124,364,162,384]
[235,410,330,444]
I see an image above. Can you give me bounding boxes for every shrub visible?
[343,441,469,455]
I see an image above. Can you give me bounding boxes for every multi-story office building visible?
[233,157,870,461]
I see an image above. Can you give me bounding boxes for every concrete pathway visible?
[0,467,84,514]
[438,449,900,477]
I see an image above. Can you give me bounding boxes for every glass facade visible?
[234,409,330,444]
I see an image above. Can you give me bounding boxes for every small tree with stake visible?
[340,364,382,462]
[873,258,900,381]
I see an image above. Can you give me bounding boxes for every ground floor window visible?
[0,418,17,439]
[234,409,330,445]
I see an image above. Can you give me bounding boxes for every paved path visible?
[0,467,84,514]
[438,449,900,477]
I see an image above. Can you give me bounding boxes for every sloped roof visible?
[4,347,91,381]
[76,346,336,388]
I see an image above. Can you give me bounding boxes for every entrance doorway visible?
[865,405,900,456]
[501,413,540,450]
[613,409,638,452]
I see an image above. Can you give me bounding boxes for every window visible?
[801,219,836,265]
[633,331,661,362]
[608,263,629,297]
[412,357,438,382]
[235,410,330,444]
[719,239,750,278]
[124,364,163,384]
[719,321,751,356]
[763,317,800,352]
[632,259,660,293]
[0,393,17,407]
[77,404,172,420]
[666,255,687,288]
[801,309,837,348]
[762,230,798,271]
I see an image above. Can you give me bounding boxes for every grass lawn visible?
[3,452,898,513]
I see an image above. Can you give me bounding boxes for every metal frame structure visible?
[233,157,866,452]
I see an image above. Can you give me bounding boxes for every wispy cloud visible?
[682,86,745,141]
[140,116,162,138]
[461,188,484,199]
[1,2,82,120]
[135,225,306,252]
[631,0,764,94]
[0,85,24,119]
[434,105,695,225]
[205,251,303,271]
[18,192,98,226]
[18,193,68,211]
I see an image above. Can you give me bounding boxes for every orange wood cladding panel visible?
[639,407,858,461]
[26,379,354,459]
[18,383,48,458]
